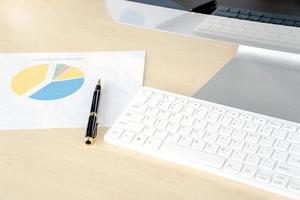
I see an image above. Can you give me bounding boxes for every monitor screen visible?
[127,0,300,16]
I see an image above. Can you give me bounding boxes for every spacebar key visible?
[159,142,225,168]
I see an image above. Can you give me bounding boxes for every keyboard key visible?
[283,124,297,132]
[193,109,207,119]
[153,130,168,140]
[224,160,243,173]
[163,94,175,102]
[190,129,205,139]
[244,122,259,132]
[251,11,264,17]
[272,129,287,139]
[288,183,300,194]
[258,125,273,136]
[274,140,290,151]
[245,133,260,143]
[227,110,239,118]
[142,126,156,136]
[157,110,171,120]
[181,116,195,126]
[271,174,289,188]
[178,136,193,146]
[240,10,250,15]
[245,154,260,166]
[124,112,144,122]
[268,121,281,128]
[144,138,162,150]
[107,128,124,139]
[259,136,275,147]
[136,95,149,104]
[146,107,159,116]
[201,104,213,111]
[238,14,249,20]
[194,119,208,129]
[166,122,180,133]
[232,130,247,140]
[206,112,220,123]
[147,97,160,107]
[154,119,168,129]
[275,163,300,179]
[259,17,272,23]
[206,123,220,133]
[178,126,193,136]
[271,19,283,24]
[290,144,300,155]
[244,143,259,154]
[129,104,148,114]
[140,89,152,96]
[191,140,206,150]
[169,113,183,123]
[132,134,148,146]
[241,165,257,178]
[253,117,267,125]
[118,121,144,133]
[258,146,273,158]
[260,158,275,170]
[230,139,245,150]
[166,133,181,143]
[284,20,295,26]
[214,108,226,114]
[204,143,219,154]
[288,155,300,166]
[287,133,300,143]
[255,174,271,183]
[187,101,200,108]
[176,98,188,105]
[158,100,171,110]
[231,150,246,162]
[214,10,238,18]
[216,135,231,146]
[240,113,253,121]
[160,142,225,168]
[203,132,218,143]
[218,115,232,126]
[219,126,234,136]
[120,131,135,143]
[231,119,245,129]
[143,115,157,126]
[170,103,183,112]
[229,8,239,13]
[273,151,288,162]
[182,106,195,116]
[218,146,232,158]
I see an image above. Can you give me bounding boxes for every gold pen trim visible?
[90,112,97,117]
[85,137,96,145]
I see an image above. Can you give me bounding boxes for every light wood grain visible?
[0,0,288,199]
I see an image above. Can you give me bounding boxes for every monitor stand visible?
[194,45,300,123]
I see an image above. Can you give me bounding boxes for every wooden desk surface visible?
[0,1,288,199]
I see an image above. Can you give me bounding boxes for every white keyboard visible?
[194,16,300,53]
[104,87,300,199]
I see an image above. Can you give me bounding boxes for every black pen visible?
[85,79,101,145]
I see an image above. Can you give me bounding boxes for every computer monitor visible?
[106,0,300,123]
[106,0,300,53]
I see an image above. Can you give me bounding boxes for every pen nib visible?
[97,79,101,85]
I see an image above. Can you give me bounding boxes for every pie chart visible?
[11,64,84,100]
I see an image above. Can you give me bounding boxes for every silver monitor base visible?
[194,45,300,123]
